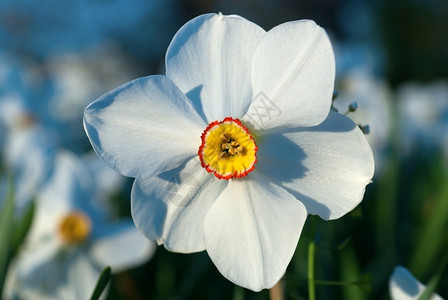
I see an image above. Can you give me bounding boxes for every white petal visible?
[81,152,126,201]
[11,245,72,300]
[90,220,156,273]
[256,112,374,220]
[243,20,335,131]
[84,75,206,179]
[38,152,90,214]
[131,157,227,253]
[389,266,444,300]
[203,173,307,291]
[166,13,266,122]
[3,126,56,211]
[13,237,60,282]
[68,252,104,300]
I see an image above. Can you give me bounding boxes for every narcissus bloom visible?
[84,13,374,291]
[390,266,443,300]
[5,152,155,300]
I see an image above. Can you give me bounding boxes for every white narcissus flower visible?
[0,127,57,213]
[46,45,135,122]
[84,13,374,291]
[5,152,155,300]
[397,81,448,159]
[390,266,444,300]
[333,67,392,175]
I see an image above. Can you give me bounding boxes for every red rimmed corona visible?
[198,117,258,179]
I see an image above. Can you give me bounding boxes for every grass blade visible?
[12,200,35,254]
[0,176,15,297]
[90,266,111,300]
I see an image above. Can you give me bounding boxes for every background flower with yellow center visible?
[4,152,155,300]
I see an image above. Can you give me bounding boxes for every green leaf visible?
[12,200,35,254]
[355,273,372,293]
[335,236,352,251]
[410,177,448,276]
[232,285,245,300]
[417,247,448,300]
[0,176,15,298]
[90,266,111,300]
[417,277,438,300]
[339,244,368,300]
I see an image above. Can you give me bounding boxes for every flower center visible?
[198,117,257,179]
[58,211,91,245]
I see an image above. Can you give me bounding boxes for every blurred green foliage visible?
[0,176,35,297]
[378,0,448,86]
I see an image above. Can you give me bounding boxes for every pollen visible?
[58,211,92,245]
[198,117,258,179]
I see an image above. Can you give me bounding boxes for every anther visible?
[222,133,231,141]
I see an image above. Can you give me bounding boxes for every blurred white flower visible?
[45,44,136,122]
[0,48,136,153]
[81,152,127,211]
[5,152,155,300]
[0,127,57,212]
[397,80,448,159]
[0,57,56,212]
[0,54,61,150]
[0,52,126,215]
[84,13,374,291]
[390,266,443,300]
[0,53,28,151]
[333,67,393,174]
[44,44,138,152]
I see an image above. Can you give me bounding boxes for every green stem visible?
[312,280,357,286]
[313,280,346,286]
[90,266,111,300]
[308,241,316,300]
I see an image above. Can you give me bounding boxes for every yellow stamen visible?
[58,211,91,245]
[198,117,258,179]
